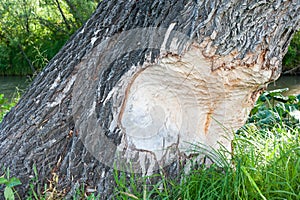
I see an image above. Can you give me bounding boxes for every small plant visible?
[0,168,22,200]
[0,93,19,122]
[71,183,100,200]
[27,164,68,200]
[245,88,299,131]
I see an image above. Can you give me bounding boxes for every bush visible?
[283,31,300,73]
[0,94,18,122]
[0,0,99,75]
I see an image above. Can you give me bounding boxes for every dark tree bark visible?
[1,0,300,198]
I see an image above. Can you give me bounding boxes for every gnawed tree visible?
[0,0,299,198]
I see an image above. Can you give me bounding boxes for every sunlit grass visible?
[113,123,299,200]
[1,90,299,199]
[114,90,300,200]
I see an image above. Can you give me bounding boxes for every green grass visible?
[113,124,299,200]
[113,90,300,200]
[1,90,299,199]
[0,168,22,200]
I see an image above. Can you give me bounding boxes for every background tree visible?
[0,0,300,198]
[0,0,299,76]
[0,0,99,75]
[283,31,300,74]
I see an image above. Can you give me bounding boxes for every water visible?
[0,76,31,101]
[0,75,299,102]
[268,75,300,95]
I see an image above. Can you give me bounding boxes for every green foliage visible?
[113,130,299,199]
[0,0,299,75]
[0,168,22,200]
[232,122,300,199]
[72,184,100,200]
[26,165,43,200]
[283,31,300,72]
[0,0,100,75]
[246,88,300,130]
[0,94,18,121]
[1,0,299,75]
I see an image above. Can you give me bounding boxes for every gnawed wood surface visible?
[0,0,299,198]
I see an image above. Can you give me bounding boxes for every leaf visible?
[7,177,21,187]
[120,191,139,200]
[7,168,10,178]
[0,94,5,103]
[258,93,268,102]
[268,88,289,94]
[290,110,300,121]
[33,164,38,178]
[0,177,8,185]
[273,94,289,102]
[266,88,290,102]
[4,187,15,200]
[287,95,297,103]
[241,166,266,200]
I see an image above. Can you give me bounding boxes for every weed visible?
[0,168,22,200]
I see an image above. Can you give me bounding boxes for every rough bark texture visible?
[1,0,300,198]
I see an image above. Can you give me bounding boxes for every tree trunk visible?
[0,0,299,198]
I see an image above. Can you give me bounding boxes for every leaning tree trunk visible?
[1,0,300,198]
